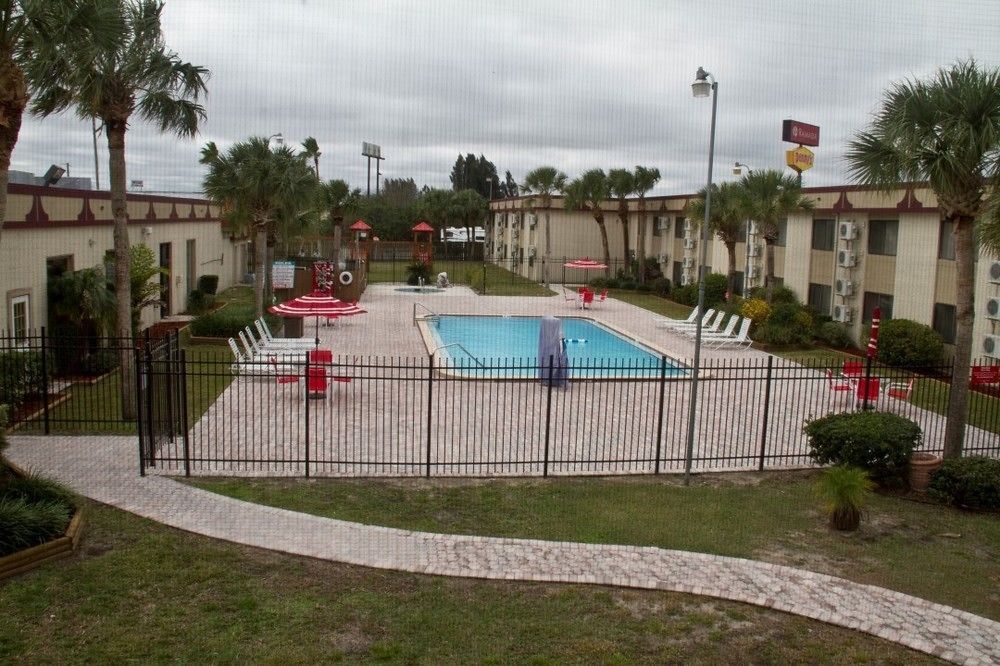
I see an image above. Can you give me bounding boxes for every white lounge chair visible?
[706,318,753,349]
[238,330,305,363]
[667,309,716,332]
[246,326,313,353]
[256,319,314,348]
[654,309,699,328]
[228,337,295,376]
[686,313,738,339]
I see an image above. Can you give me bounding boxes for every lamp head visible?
[691,67,712,98]
[733,162,750,176]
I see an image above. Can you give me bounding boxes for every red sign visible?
[971,365,1000,386]
[782,119,820,146]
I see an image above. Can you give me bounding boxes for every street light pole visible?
[684,66,718,486]
[734,162,753,296]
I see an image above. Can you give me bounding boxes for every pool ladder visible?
[412,302,439,325]
[431,342,487,368]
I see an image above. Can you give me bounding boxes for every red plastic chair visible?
[886,377,914,401]
[825,369,853,407]
[842,360,863,378]
[855,377,881,407]
[269,357,300,388]
[581,290,594,309]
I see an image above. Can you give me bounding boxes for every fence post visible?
[757,356,774,471]
[180,348,191,477]
[144,340,156,468]
[543,355,554,477]
[426,355,434,477]
[304,353,310,478]
[654,355,667,474]
[135,346,146,476]
[482,262,487,295]
[40,327,50,435]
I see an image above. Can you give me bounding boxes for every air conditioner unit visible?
[527,214,537,228]
[683,257,694,268]
[987,297,1000,320]
[512,229,519,240]
[747,265,758,280]
[684,218,692,231]
[984,335,1000,358]
[839,220,858,240]
[684,238,696,250]
[681,274,692,286]
[527,247,537,258]
[838,250,857,268]
[989,261,1000,284]
[657,253,668,264]
[832,305,853,323]
[835,279,854,297]
[747,243,759,257]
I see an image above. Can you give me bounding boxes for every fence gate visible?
[136,330,187,475]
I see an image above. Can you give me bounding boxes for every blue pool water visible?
[426,315,686,378]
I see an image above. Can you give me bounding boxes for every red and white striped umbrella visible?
[269,291,362,346]
[563,258,608,270]
[867,307,881,359]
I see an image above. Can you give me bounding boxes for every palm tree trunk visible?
[313,157,320,180]
[542,205,551,289]
[254,224,267,317]
[331,214,342,268]
[619,203,631,277]
[943,215,975,458]
[596,213,611,279]
[726,241,737,297]
[764,238,776,301]
[107,123,136,420]
[637,199,647,284]
[0,53,27,252]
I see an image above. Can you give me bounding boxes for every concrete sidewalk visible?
[7,435,999,665]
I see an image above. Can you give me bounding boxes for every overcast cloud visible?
[10,0,1000,196]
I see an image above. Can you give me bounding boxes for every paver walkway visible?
[8,435,999,665]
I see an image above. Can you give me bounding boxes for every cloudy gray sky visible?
[11,0,1000,196]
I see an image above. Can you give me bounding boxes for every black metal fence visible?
[3,331,998,477]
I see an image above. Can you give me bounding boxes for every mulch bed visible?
[143,320,190,340]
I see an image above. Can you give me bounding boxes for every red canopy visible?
[411,221,434,233]
[349,219,372,231]
[563,258,608,270]
[269,291,363,346]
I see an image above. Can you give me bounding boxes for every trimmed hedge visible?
[816,321,854,349]
[190,305,277,338]
[197,274,219,295]
[804,411,922,485]
[877,318,943,367]
[929,457,1000,510]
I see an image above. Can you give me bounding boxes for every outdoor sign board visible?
[361,142,382,158]
[971,365,1000,386]
[272,260,296,289]
[785,145,815,173]
[782,119,820,146]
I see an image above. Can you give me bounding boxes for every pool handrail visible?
[412,302,439,325]
[431,342,487,368]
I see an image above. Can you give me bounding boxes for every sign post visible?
[272,260,296,290]
[782,119,819,186]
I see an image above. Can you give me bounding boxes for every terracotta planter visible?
[909,452,943,492]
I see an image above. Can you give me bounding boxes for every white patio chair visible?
[665,309,716,332]
[256,319,314,348]
[654,308,699,328]
[706,318,754,349]
[686,313,739,339]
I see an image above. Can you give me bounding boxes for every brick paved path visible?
[8,435,999,665]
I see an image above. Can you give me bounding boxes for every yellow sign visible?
[786,145,815,173]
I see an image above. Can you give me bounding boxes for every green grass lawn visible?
[606,290,693,320]
[188,473,1000,621]
[368,260,554,296]
[0,501,940,664]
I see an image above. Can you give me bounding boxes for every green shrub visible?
[190,305,276,338]
[618,279,637,291]
[754,302,813,346]
[877,319,943,368]
[79,350,118,376]
[671,284,698,306]
[817,321,854,349]
[650,277,671,297]
[702,273,728,307]
[0,350,47,410]
[641,256,664,282]
[929,456,1000,510]
[0,497,72,556]
[2,473,76,510]
[804,412,922,485]
[187,289,216,315]
[405,262,434,286]
[0,404,8,459]
[815,466,874,531]
[196,274,219,295]
[588,277,609,289]
[748,285,799,304]
[636,283,652,293]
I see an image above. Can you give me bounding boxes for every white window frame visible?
[10,294,30,341]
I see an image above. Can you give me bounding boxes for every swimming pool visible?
[423,315,687,379]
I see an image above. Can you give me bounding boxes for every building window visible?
[868,219,899,256]
[938,220,956,260]
[9,294,30,341]
[675,217,686,239]
[811,219,835,251]
[653,216,668,237]
[672,260,683,285]
[862,291,894,322]
[932,303,956,344]
[733,271,745,295]
[807,283,832,315]
[774,218,788,247]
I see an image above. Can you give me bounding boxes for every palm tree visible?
[1,0,114,248]
[633,166,661,284]
[201,137,316,317]
[686,181,745,297]
[563,169,612,277]
[737,169,813,300]
[607,169,635,276]
[521,166,567,288]
[846,60,1000,459]
[317,179,357,268]
[302,136,321,179]
[29,0,208,419]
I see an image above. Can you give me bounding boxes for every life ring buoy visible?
[339,271,354,286]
